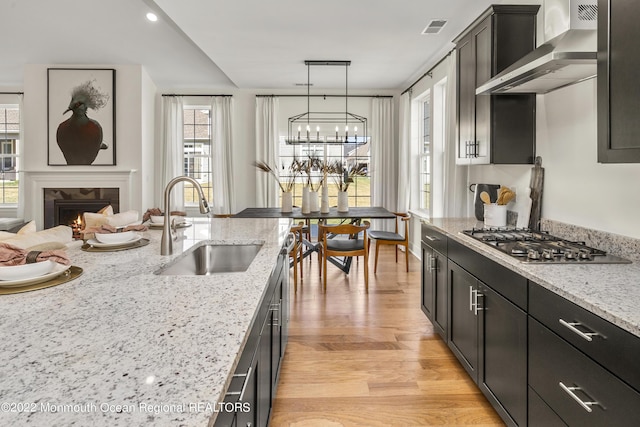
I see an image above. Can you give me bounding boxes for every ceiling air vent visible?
[422,19,447,35]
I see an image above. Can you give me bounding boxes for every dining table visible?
[234,206,396,273]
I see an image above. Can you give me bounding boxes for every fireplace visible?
[44,188,120,230]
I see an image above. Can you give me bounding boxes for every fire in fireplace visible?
[44,188,120,230]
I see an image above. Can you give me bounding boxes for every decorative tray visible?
[81,238,150,252]
[0,266,83,295]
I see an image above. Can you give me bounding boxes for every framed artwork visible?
[47,68,116,165]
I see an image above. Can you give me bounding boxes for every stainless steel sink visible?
[156,243,263,275]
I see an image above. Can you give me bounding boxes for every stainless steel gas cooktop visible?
[462,228,632,264]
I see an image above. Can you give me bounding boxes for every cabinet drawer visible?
[529,318,640,426]
[529,282,640,392]
[421,223,448,255]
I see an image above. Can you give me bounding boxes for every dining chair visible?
[318,220,370,292]
[289,221,305,291]
[367,212,411,273]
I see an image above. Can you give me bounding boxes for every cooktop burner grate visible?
[462,227,631,264]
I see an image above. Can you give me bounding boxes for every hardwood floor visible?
[271,246,505,426]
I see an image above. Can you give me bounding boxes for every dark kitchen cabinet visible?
[454,5,538,165]
[597,0,640,162]
[529,318,640,426]
[528,281,640,426]
[448,239,528,426]
[477,282,527,426]
[421,224,448,340]
[215,247,289,427]
[448,261,479,380]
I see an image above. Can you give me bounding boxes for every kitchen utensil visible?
[470,183,501,221]
[501,190,515,205]
[480,191,491,204]
[528,157,544,230]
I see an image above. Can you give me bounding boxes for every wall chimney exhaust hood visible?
[476,0,598,95]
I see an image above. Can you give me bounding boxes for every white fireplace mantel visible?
[24,169,137,229]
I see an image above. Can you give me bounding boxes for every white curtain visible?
[442,53,469,217]
[370,97,396,231]
[397,91,411,214]
[16,93,25,218]
[210,96,234,215]
[255,96,280,207]
[160,96,184,211]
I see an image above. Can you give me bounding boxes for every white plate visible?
[0,263,71,288]
[94,230,136,244]
[87,234,142,248]
[0,260,57,281]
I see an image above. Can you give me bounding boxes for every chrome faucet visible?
[161,176,210,255]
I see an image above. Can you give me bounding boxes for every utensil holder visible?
[484,204,507,228]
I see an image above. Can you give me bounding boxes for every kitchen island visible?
[0,217,290,427]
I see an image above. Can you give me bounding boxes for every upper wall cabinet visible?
[455,5,539,165]
[598,0,640,163]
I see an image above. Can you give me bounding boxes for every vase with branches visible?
[328,160,367,191]
[253,159,303,192]
[254,159,303,212]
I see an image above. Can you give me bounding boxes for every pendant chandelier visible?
[286,60,367,145]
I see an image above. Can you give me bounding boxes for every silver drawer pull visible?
[424,235,438,242]
[559,319,600,342]
[559,382,599,413]
[226,366,253,401]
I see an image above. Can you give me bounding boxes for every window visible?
[278,138,371,209]
[418,95,431,211]
[182,107,213,206]
[0,104,19,206]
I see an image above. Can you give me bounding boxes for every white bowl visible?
[0,260,56,281]
[94,231,136,244]
[150,215,184,225]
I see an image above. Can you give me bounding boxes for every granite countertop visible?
[0,217,290,427]
[423,218,640,338]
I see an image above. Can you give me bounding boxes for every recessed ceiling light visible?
[146,12,158,22]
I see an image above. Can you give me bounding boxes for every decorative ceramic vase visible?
[281,191,293,213]
[302,186,310,214]
[309,190,319,212]
[337,190,349,212]
[320,185,330,213]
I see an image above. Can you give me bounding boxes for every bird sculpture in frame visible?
[56,80,109,165]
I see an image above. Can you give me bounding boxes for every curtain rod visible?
[401,48,455,96]
[256,94,393,98]
[0,91,24,95]
[162,94,232,97]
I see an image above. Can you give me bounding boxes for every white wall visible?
[467,78,640,239]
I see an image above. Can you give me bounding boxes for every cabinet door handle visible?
[227,365,253,402]
[430,255,438,272]
[469,286,474,311]
[559,319,600,342]
[426,254,432,272]
[473,141,479,158]
[559,382,599,413]
[424,235,439,242]
[270,301,281,327]
[473,290,484,316]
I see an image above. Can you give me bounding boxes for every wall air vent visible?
[577,3,597,21]
[422,19,447,35]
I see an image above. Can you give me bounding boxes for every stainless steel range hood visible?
[476,0,598,95]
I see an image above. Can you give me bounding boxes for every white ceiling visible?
[0,0,516,91]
